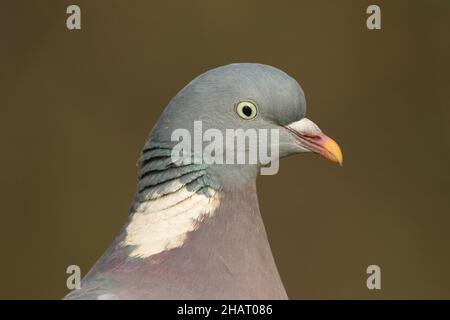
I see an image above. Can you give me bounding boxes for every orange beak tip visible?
[323,137,343,166]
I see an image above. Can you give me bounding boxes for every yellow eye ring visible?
[235,101,258,120]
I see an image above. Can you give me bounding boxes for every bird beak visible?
[285,118,343,165]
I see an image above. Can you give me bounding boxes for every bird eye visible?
[236,101,258,120]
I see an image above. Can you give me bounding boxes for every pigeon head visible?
[65,64,344,298]
[146,63,342,185]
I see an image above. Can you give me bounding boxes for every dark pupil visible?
[242,105,253,117]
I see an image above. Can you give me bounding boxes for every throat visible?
[98,145,287,298]
[118,144,272,266]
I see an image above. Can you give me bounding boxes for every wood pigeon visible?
[64,63,342,300]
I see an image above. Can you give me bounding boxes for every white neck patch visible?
[121,186,220,258]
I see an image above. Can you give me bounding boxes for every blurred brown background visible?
[0,0,449,299]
